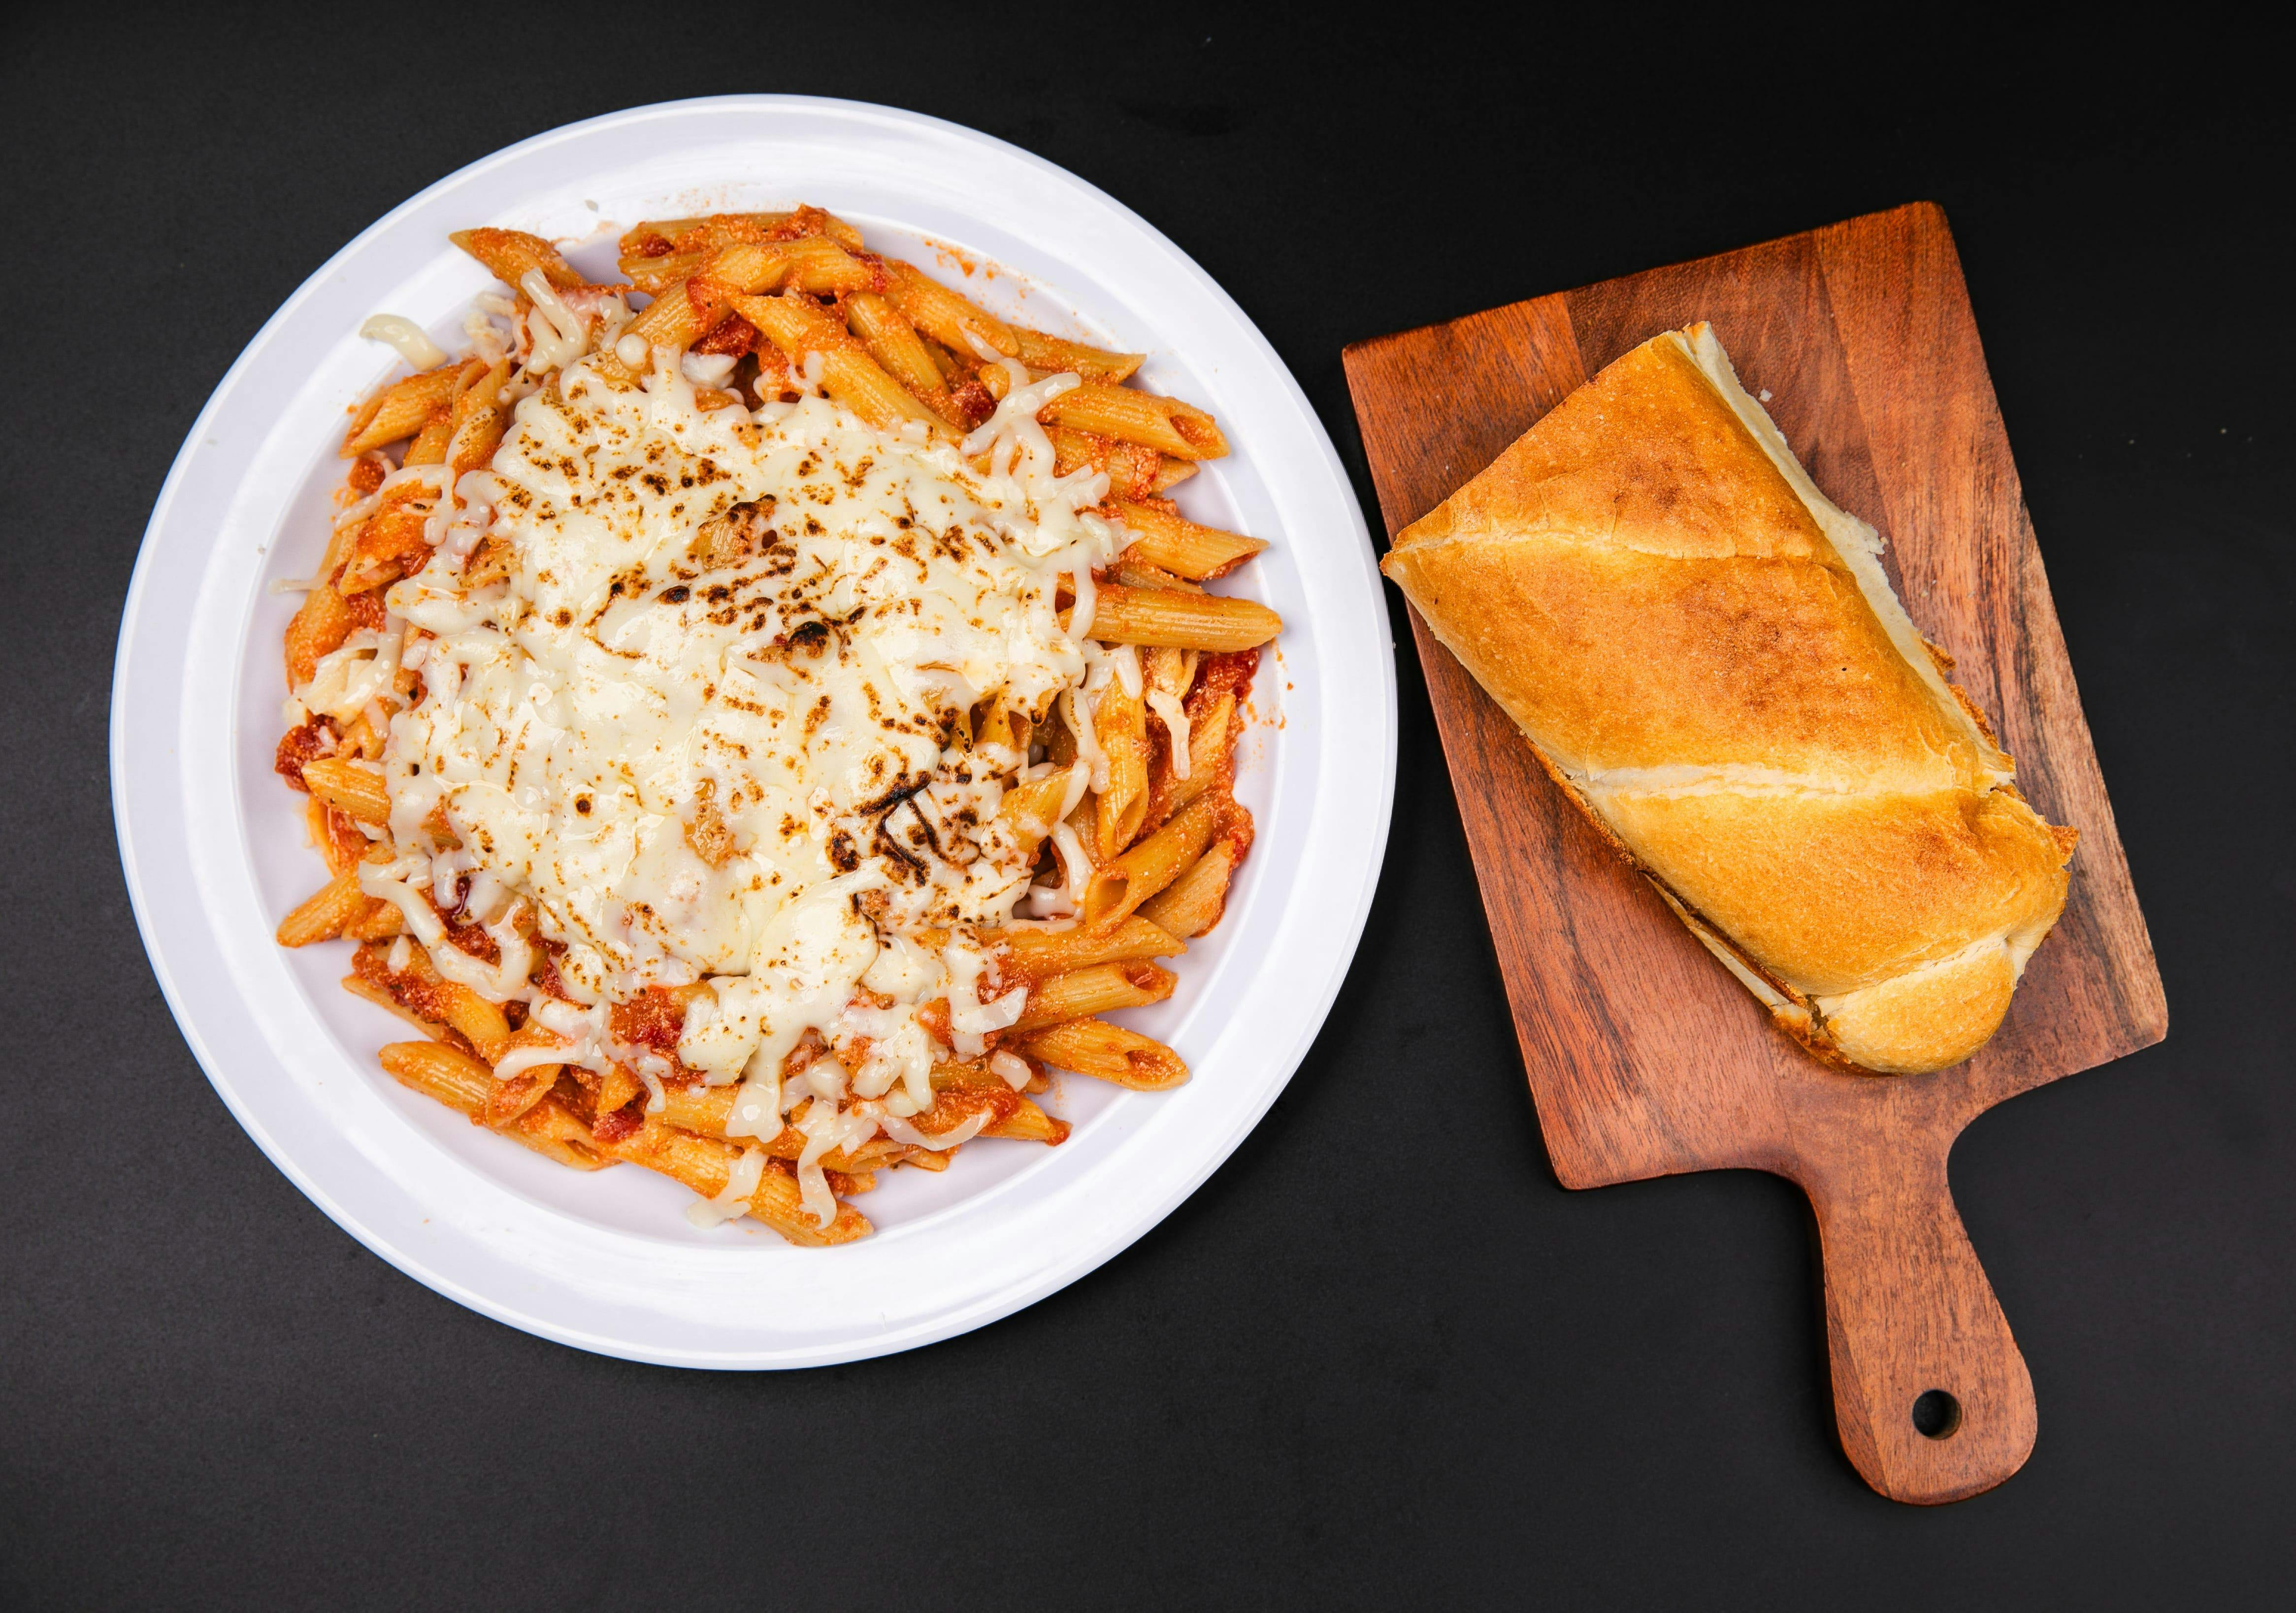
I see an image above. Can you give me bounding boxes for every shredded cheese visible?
[360,313,448,371]
[1147,691,1192,779]
[685,1146,768,1229]
[354,316,1143,1206]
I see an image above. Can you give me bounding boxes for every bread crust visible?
[1382,324,2075,1075]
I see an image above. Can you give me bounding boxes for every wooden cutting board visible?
[1341,202,2166,1505]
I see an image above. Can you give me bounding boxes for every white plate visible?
[111,96,1395,1368]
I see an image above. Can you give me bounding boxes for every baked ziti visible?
[271,206,1277,1245]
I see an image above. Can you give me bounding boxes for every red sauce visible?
[319,806,367,872]
[532,947,572,1002]
[607,990,708,1088]
[431,898,501,966]
[592,1099,645,1145]
[947,380,995,432]
[609,989,688,1054]
[1216,797,1257,864]
[915,997,952,1049]
[845,250,894,296]
[1189,647,1258,715]
[351,944,469,1049]
[344,587,389,633]
[273,718,340,788]
[694,314,758,356]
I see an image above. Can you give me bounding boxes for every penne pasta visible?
[1014,961,1177,1032]
[305,796,369,876]
[300,757,390,825]
[1082,793,1223,934]
[1092,675,1150,859]
[284,583,354,688]
[971,698,1030,758]
[484,1028,569,1115]
[1012,327,1145,384]
[1014,1017,1189,1091]
[277,868,367,947]
[601,1119,872,1245]
[342,363,465,456]
[998,767,1080,855]
[341,974,453,1042]
[1057,794,1102,889]
[844,291,960,420]
[374,1038,490,1112]
[592,243,796,382]
[1144,646,1198,703]
[356,939,513,1060]
[921,334,973,387]
[1151,455,1200,494]
[1148,692,1238,824]
[773,235,877,296]
[906,1079,1065,1143]
[1113,559,1200,593]
[1047,426,1168,501]
[1108,498,1269,581]
[399,410,455,467]
[656,1083,737,1136]
[733,291,944,434]
[341,709,388,761]
[618,253,689,297]
[450,228,585,291]
[379,1042,608,1169]
[344,901,405,942]
[981,1096,1066,1143]
[1137,841,1240,939]
[630,276,736,359]
[992,915,1184,980]
[409,959,512,1063]
[462,536,514,590]
[1071,585,1282,652]
[484,1064,561,1130]
[338,494,434,594]
[1041,708,1080,769]
[620,206,865,266]
[590,1064,640,1121]
[622,235,874,301]
[447,358,513,475]
[884,259,1017,358]
[654,1086,921,1174]
[1041,383,1228,460]
[510,1097,614,1171]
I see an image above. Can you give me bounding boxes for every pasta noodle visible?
[274,197,1279,1244]
[1109,498,1268,581]
[1011,1018,1188,1091]
[1070,585,1282,652]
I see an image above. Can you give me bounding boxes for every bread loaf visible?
[1380,323,2076,1074]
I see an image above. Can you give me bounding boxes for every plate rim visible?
[110,93,1397,1368]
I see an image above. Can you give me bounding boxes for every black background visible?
[4,9,2290,1608]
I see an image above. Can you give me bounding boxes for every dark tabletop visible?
[5,11,2288,1608]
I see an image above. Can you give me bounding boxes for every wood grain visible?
[1341,203,2165,1504]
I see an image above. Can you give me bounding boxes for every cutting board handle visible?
[1794,1135,2037,1504]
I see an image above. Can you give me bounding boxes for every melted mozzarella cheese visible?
[685,1145,768,1229]
[1147,689,1192,779]
[360,313,448,371]
[372,341,1126,1221]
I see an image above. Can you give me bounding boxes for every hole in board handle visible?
[1910,1389,1963,1440]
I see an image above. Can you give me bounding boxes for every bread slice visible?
[1380,323,2075,1074]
